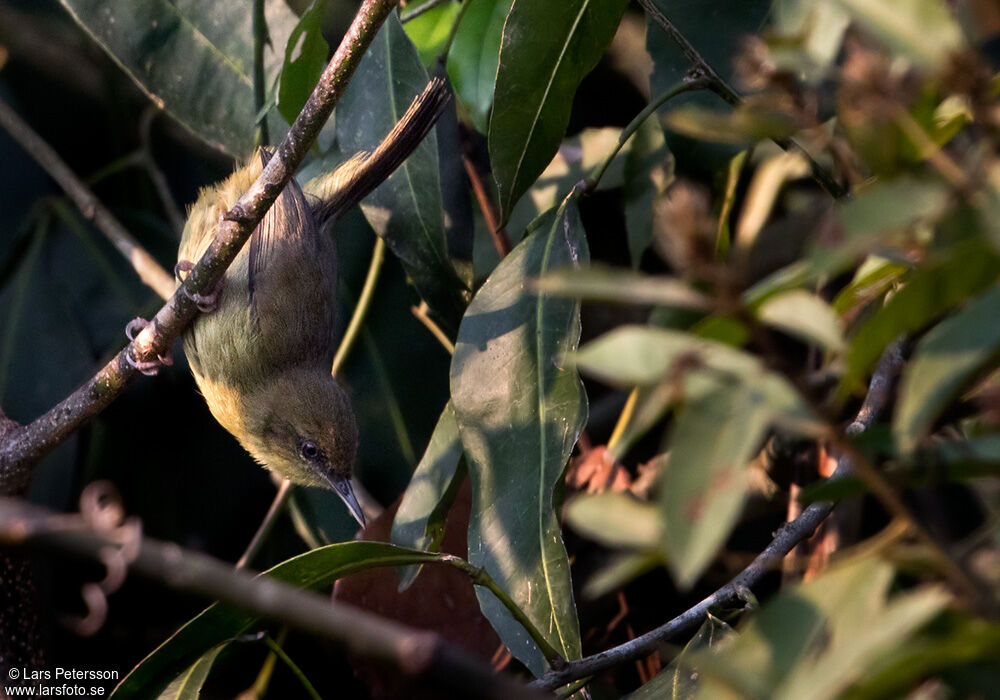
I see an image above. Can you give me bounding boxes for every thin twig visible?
[0,499,547,700]
[399,0,451,23]
[236,479,292,570]
[253,0,270,148]
[462,155,511,257]
[412,301,455,353]
[262,634,323,700]
[138,108,186,235]
[0,96,175,300]
[436,0,473,65]
[533,341,907,690]
[0,0,403,495]
[585,77,706,192]
[332,236,387,376]
[636,0,847,200]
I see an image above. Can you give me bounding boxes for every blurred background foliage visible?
[3,0,1000,698]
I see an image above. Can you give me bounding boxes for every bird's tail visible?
[305,77,450,224]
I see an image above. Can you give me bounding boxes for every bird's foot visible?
[174,260,222,313]
[124,317,172,376]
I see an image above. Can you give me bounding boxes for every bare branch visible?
[0,96,176,300]
[0,498,548,700]
[0,0,403,494]
[533,342,907,691]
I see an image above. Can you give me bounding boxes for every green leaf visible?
[844,240,1000,393]
[532,265,712,310]
[391,401,466,589]
[156,645,223,700]
[664,104,800,145]
[832,0,967,69]
[336,12,467,334]
[768,0,851,83]
[660,384,773,587]
[110,542,443,699]
[58,0,297,156]
[446,0,513,133]
[575,327,820,436]
[583,551,662,600]
[451,196,589,676]
[276,0,330,126]
[894,286,1000,452]
[743,176,951,309]
[489,0,629,222]
[716,149,749,259]
[690,556,949,700]
[831,255,908,316]
[757,290,845,353]
[565,492,662,549]
[403,0,462,65]
[624,116,674,267]
[628,613,733,699]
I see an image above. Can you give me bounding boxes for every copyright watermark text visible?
[5,667,118,697]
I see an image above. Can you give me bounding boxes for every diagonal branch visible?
[0,498,548,700]
[0,96,175,300]
[0,0,403,495]
[533,342,907,691]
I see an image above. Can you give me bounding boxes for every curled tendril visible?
[63,481,143,636]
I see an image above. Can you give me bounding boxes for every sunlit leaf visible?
[895,285,1000,452]
[565,492,662,549]
[532,265,712,310]
[451,196,588,676]
[391,401,466,590]
[403,0,462,65]
[690,556,949,700]
[660,383,773,587]
[156,646,223,700]
[276,0,330,126]
[664,104,800,145]
[833,0,967,69]
[446,0,512,133]
[757,289,845,353]
[489,0,629,222]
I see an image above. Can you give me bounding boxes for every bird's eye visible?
[300,441,319,460]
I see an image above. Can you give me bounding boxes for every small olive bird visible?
[166,78,449,527]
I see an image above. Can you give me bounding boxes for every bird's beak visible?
[328,475,366,528]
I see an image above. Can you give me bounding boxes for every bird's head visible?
[242,367,363,526]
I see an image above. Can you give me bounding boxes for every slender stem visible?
[253,0,270,148]
[436,0,472,64]
[586,78,706,192]
[262,634,323,700]
[438,554,567,670]
[0,499,546,700]
[0,96,175,301]
[606,387,638,455]
[0,0,402,494]
[138,108,186,235]
[462,155,511,258]
[411,302,455,354]
[400,0,451,23]
[248,627,287,698]
[636,0,846,200]
[236,479,293,570]
[332,236,387,377]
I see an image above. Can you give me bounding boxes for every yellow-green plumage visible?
[177,78,449,525]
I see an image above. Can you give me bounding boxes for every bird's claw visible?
[124,317,172,376]
[174,260,222,313]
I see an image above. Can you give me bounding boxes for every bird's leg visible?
[174,260,223,313]
[124,318,172,376]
